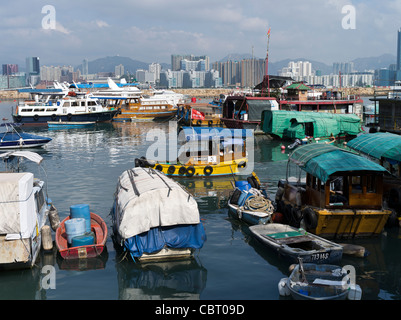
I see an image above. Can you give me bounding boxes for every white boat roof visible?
[0,151,43,165]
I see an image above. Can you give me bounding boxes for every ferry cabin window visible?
[88,101,97,106]
[21,109,33,112]
[71,101,78,107]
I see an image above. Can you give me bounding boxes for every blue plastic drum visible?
[70,204,91,233]
[65,218,86,244]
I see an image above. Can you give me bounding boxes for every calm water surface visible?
[0,99,400,300]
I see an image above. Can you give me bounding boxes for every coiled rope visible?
[245,195,274,213]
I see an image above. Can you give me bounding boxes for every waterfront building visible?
[333,62,354,74]
[26,56,40,86]
[279,61,313,79]
[0,74,26,89]
[82,59,89,79]
[2,64,18,75]
[171,54,210,71]
[115,64,124,78]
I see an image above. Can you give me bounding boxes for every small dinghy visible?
[227,174,274,225]
[249,223,343,264]
[279,259,362,300]
[56,204,107,260]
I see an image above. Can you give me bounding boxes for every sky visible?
[1,0,401,68]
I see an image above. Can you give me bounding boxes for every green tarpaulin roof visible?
[347,132,401,162]
[289,143,387,182]
[261,110,362,139]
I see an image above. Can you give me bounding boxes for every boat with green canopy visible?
[261,110,362,141]
[275,143,391,239]
[347,132,401,220]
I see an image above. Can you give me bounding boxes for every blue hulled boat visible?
[0,123,51,149]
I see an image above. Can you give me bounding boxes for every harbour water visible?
[0,98,400,301]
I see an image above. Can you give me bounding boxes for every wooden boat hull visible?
[249,224,343,264]
[310,208,391,239]
[139,158,248,177]
[56,212,107,260]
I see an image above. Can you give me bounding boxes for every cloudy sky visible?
[1,0,400,68]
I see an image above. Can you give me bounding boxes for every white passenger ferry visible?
[13,91,119,124]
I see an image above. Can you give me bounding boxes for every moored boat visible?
[0,151,55,269]
[227,175,274,225]
[275,143,391,239]
[221,95,279,133]
[135,127,251,177]
[55,207,107,260]
[279,260,362,300]
[13,90,118,124]
[250,223,343,264]
[111,167,206,262]
[47,121,95,129]
[0,123,51,148]
[347,132,401,225]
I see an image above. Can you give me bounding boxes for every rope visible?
[245,195,274,213]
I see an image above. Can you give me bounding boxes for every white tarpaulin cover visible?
[0,172,37,239]
[114,167,200,239]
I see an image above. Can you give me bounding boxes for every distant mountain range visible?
[76,53,396,75]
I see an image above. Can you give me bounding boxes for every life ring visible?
[51,114,57,121]
[33,114,39,121]
[238,161,247,169]
[302,208,318,229]
[186,166,195,177]
[204,166,213,176]
[178,166,187,175]
[67,113,72,121]
[167,165,176,174]
[155,164,163,171]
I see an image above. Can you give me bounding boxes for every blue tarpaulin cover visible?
[125,223,206,258]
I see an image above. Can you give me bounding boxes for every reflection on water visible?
[116,258,207,300]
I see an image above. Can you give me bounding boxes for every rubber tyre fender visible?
[33,114,39,121]
[67,113,72,121]
[16,115,22,122]
[303,207,318,229]
[186,166,195,177]
[51,114,57,121]
[178,166,187,175]
[167,165,176,174]
[204,165,213,176]
[155,164,163,172]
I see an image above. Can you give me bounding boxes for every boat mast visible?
[263,28,271,97]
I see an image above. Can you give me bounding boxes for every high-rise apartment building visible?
[171,54,210,71]
[2,64,18,75]
[26,56,40,85]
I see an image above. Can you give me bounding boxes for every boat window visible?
[81,101,86,107]
[64,102,71,107]
[46,108,58,112]
[71,101,78,106]
[35,189,45,212]
[350,176,362,193]
[161,106,166,109]
[365,175,377,193]
[33,108,45,112]
[88,101,97,106]
[21,109,33,112]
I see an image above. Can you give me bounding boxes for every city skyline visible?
[0,1,400,68]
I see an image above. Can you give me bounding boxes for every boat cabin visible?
[277,143,391,238]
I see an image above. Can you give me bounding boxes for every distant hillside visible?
[351,54,396,71]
